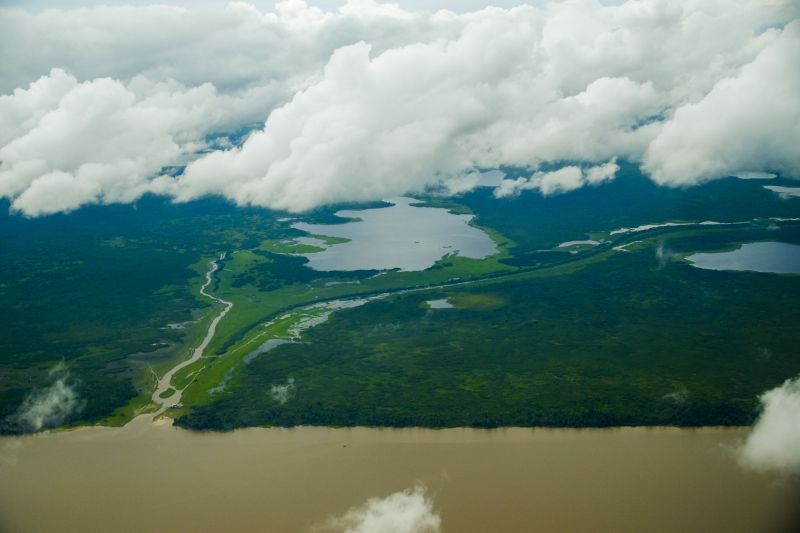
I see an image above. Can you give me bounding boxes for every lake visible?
[0,421,796,533]
[426,298,453,309]
[687,241,800,274]
[292,197,496,271]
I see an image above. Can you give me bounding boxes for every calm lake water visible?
[426,298,453,309]
[292,197,496,271]
[0,421,796,533]
[687,241,800,274]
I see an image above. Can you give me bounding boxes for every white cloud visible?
[644,21,800,186]
[734,171,776,180]
[0,1,459,94]
[764,185,800,199]
[13,376,81,433]
[739,375,800,473]
[530,166,586,196]
[0,69,278,215]
[493,177,532,199]
[174,33,656,210]
[585,157,620,185]
[318,484,441,533]
[1,1,799,215]
[493,159,619,198]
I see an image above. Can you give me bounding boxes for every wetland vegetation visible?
[178,225,800,430]
[2,166,799,434]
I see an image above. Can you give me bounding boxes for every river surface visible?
[0,424,796,533]
[292,197,496,271]
[687,241,800,274]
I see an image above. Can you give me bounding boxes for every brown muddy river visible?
[0,420,796,532]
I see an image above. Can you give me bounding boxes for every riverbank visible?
[0,423,795,533]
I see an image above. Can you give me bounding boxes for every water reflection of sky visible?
[292,197,496,271]
[426,299,454,309]
[687,242,800,274]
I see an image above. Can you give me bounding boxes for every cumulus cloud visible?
[0,1,456,95]
[739,375,800,473]
[644,21,800,186]
[11,374,82,433]
[318,484,441,533]
[765,185,800,199]
[585,157,620,185]
[494,159,618,197]
[734,171,777,180]
[174,41,655,210]
[1,0,799,215]
[0,69,282,215]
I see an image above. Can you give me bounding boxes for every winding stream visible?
[149,255,234,417]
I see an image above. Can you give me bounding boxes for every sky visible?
[0,1,625,11]
[0,0,798,215]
